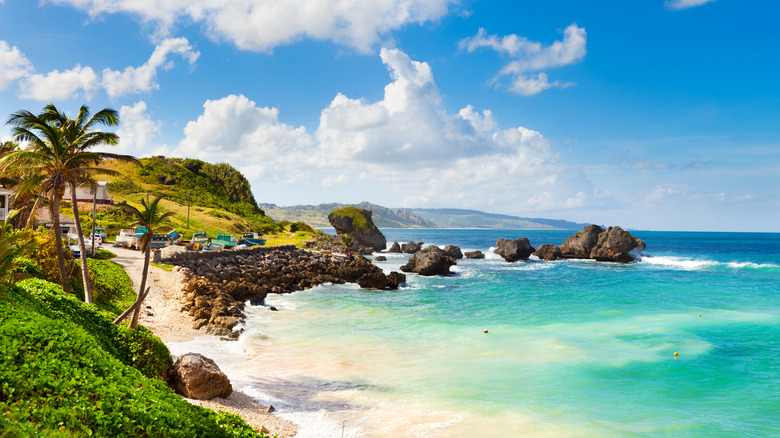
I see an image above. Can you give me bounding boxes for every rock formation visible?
[534,244,562,261]
[464,251,485,259]
[328,207,386,252]
[494,238,535,262]
[388,242,402,253]
[443,245,463,260]
[559,225,603,259]
[172,353,232,400]
[401,241,423,254]
[164,245,404,337]
[400,245,456,276]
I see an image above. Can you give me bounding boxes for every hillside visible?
[262,202,436,229]
[94,157,279,238]
[263,203,589,230]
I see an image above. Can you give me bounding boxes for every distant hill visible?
[261,202,436,229]
[409,208,589,230]
[263,203,589,230]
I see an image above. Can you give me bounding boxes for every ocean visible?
[167,229,780,437]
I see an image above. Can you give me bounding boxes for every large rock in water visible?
[400,245,456,276]
[172,353,232,400]
[465,250,485,259]
[388,242,402,253]
[534,244,562,261]
[443,245,463,260]
[401,241,423,254]
[559,225,604,259]
[589,226,646,263]
[328,207,386,252]
[494,238,535,262]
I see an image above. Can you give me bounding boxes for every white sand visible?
[108,246,298,438]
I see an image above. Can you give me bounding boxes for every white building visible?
[0,186,12,221]
[63,181,113,204]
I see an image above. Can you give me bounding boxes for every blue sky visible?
[0,0,778,231]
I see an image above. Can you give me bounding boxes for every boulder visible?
[443,245,463,260]
[534,244,562,261]
[589,226,645,263]
[400,245,456,276]
[172,353,232,400]
[494,238,535,262]
[559,225,604,259]
[386,271,406,289]
[328,207,387,252]
[388,242,402,253]
[356,272,388,289]
[464,251,485,259]
[374,255,387,262]
[401,241,423,254]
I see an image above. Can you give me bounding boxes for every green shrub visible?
[289,222,315,233]
[86,258,136,315]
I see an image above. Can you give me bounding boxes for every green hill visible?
[262,201,436,229]
[409,208,589,230]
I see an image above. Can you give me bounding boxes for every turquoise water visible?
[221,230,780,437]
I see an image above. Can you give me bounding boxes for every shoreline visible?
[108,246,299,438]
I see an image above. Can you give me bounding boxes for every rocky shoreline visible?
[162,245,405,338]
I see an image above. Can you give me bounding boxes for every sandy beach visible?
[108,246,298,438]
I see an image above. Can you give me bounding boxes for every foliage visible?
[86,258,136,315]
[0,283,267,437]
[11,278,172,380]
[330,206,369,231]
[91,249,117,260]
[289,221,315,233]
[0,210,37,282]
[341,234,354,249]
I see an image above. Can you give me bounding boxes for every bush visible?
[289,222,315,234]
[86,258,136,315]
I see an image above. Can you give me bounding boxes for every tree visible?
[0,209,36,282]
[113,196,174,330]
[2,103,137,302]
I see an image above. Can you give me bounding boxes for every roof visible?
[35,207,76,225]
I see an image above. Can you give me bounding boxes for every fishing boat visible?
[151,229,183,248]
[115,228,139,249]
[238,232,265,246]
[93,226,108,239]
[212,232,238,248]
[191,231,209,244]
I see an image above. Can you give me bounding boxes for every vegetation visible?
[331,206,370,231]
[263,201,436,228]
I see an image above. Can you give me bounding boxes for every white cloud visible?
[47,0,455,53]
[15,37,197,101]
[0,41,33,90]
[665,0,716,10]
[115,100,163,156]
[19,65,99,100]
[460,24,587,96]
[174,48,593,213]
[102,37,199,97]
[173,94,314,183]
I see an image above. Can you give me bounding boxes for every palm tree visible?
[113,195,174,330]
[0,209,36,282]
[2,103,138,302]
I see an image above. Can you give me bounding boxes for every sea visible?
[167,229,780,437]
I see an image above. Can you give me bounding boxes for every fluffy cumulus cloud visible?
[115,100,164,156]
[0,41,33,90]
[47,0,455,53]
[665,0,716,10]
[460,24,587,96]
[14,37,197,101]
[174,48,593,213]
[102,37,199,97]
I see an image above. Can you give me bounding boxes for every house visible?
[63,181,113,204]
[0,186,12,222]
[34,207,77,235]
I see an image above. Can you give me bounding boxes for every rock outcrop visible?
[464,251,485,259]
[172,353,232,400]
[400,245,456,276]
[443,245,463,260]
[589,226,646,263]
[558,225,645,263]
[494,238,535,262]
[388,242,402,253]
[401,241,423,254]
[534,244,562,261]
[559,225,604,259]
[164,245,404,337]
[328,207,387,252]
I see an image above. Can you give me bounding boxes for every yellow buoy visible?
[483,329,489,334]
[674,352,679,358]
[698,314,701,317]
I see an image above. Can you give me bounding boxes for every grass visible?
[150,262,173,272]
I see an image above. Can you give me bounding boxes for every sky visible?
[0,0,778,232]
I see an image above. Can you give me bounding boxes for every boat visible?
[211,232,238,248]
[192,231,209,244]
[238,232,265,246]
[115,228,140,249]
[151,229,183,248]
[93,226,108,239]
[67,233,98,257]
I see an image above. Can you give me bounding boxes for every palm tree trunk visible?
[130,238,152,330]
[50,193,70,294]
[70,181,92,303]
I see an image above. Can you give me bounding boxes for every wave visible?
[638,255,779,271]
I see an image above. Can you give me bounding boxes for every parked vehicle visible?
[93,226,108,239]
[66,233,99,257]
[151,229,182,248]
[238,232,265,246]
[115,228,139,249]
